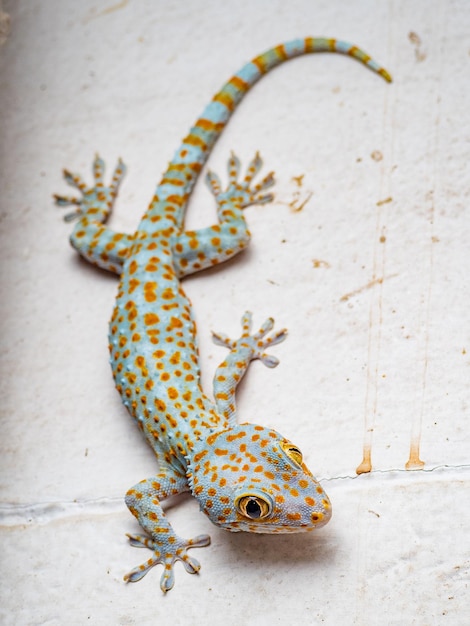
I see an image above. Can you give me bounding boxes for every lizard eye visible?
[281,442,303,466]
[235,494,272,520]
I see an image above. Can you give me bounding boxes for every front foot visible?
[54,154,126,222]
[213,311,287,368]
[124,532,211,592]
[205,152,275,208]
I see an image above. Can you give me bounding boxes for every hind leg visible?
[171,152,275,277]
[55,155,133,274]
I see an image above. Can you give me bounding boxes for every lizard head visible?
[187,423,331,533]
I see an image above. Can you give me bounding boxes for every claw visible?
[63,209,84,222]
[55,156,127,225]
[264,328,288,346]
[211,330,232,347]
[227,151,241,183]
[92,154,105,186]
[240,310,253,335]
[206,152,276,208]
[255,193,275,205]
[124,532,210,591]
[124,554,160,583]
[63,169,88,192]
[53,194,80,207]
[243,151,263,185]
[259,353,280,368]
[255,316,275,339]
[205,170,222,195]
[255,171,276,192]
[110,158,127,196]
[213,311,287,367]
[54,192,85,221]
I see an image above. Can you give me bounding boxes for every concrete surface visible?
[1,0,469,624]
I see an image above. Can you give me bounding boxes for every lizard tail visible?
[151,37,392,227]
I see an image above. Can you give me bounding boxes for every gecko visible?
[55,37,391,592]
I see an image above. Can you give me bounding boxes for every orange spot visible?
[162,288,175,300]
[287,512,302,521]
[169,317,183,329]
[155,399,166,412]
[128,278,140,293]
[168,352,181,365]
[145,260,159,272]
[144,312,160,325]
[144,282,157,302]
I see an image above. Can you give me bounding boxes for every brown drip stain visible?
[356,444,372,475]
[405,437,425,470]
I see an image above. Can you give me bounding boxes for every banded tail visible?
[151,37,392,225]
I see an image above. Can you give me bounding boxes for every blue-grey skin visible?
[55,37,391,591]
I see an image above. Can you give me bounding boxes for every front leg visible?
[124,471,210,592]
[212,311,287,426]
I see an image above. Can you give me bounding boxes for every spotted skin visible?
[55,38,391,592]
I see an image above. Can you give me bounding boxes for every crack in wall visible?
[1,464,468,526]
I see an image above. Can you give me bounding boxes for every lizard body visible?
[55,37,391,592]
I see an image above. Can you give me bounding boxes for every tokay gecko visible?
[55,38,391,592]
